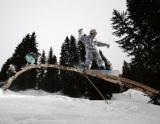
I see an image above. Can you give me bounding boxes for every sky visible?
[0,0,130,72]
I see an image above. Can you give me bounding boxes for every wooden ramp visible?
[2,64,159,95]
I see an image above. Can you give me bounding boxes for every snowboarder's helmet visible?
[90,29,97,35]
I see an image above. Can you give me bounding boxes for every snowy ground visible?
[0,89,160,124]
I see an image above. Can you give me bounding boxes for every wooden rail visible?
[2,64,159,95]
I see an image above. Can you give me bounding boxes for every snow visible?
[107,70,120,76]
[0,89,160,124]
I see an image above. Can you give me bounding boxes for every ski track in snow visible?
[0,89,160,124]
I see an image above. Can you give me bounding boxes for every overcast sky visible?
[0,0,130,72]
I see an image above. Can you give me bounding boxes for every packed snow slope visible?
[0,89,160,124]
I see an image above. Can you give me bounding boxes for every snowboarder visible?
[78,28,110,70]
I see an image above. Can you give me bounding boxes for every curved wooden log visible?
[2,64,160,95]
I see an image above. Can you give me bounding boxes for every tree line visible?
[0,32,117,100]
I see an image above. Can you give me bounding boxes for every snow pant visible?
[85,50,104,69]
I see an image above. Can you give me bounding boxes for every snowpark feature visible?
[2,64,159,95]
[0,89,160,124]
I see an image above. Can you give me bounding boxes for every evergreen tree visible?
[0,33,38,77]
[111,0,160,89]
[0,32,39,89]
[47,47,57,64]
[13,32,38,70]
[0,57,13,80]
[60,37,70,66]
[40,50,46,64]
[127,0,160,33]
[68,35,79,66]
[60,36,79,67]
[127,0,160,72]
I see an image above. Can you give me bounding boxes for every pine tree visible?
[47,47,57,64]
[13,32,39,70]
[127,0,160,71]
[111,0,160,89]
[68,35,79,66]
[0,32,39,89]
[60,37,70,66]
[127,0,160,33]
[40,50,46,64]
[1,32,39,74]
[0,57,13,80]
[112,0,160,68]
[60,36,79,67]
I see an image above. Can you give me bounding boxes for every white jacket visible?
[79,34,108,52]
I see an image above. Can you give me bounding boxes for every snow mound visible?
[112,89,150,103]
[0,88,18,96]
[0,88,150,102]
